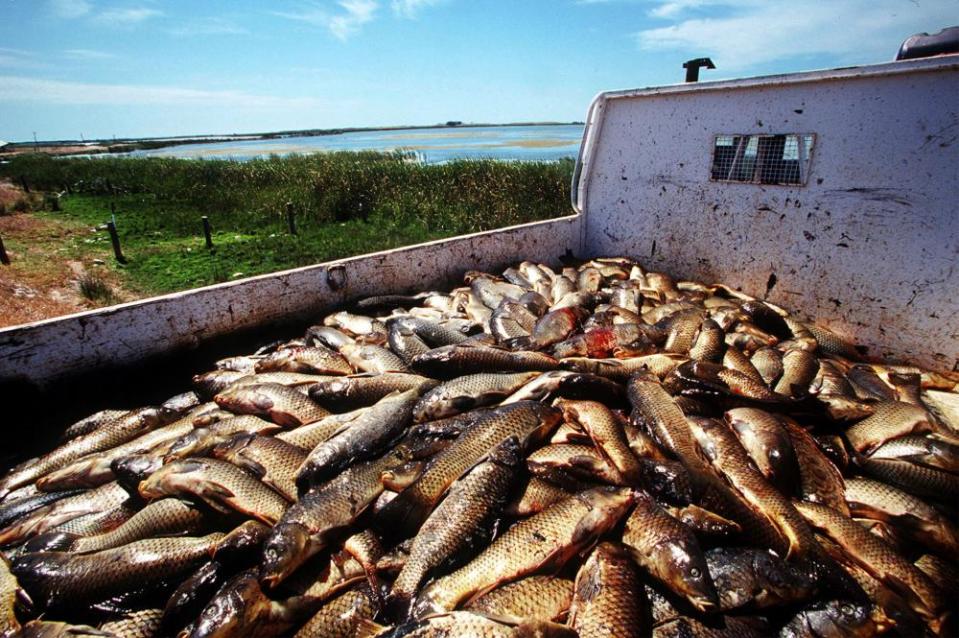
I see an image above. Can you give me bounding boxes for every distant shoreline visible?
[0,121,585,158]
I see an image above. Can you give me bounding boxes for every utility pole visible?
[32,132,38,152]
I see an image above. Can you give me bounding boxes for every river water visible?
[129,124,584,163]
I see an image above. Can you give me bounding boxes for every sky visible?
[0,0,955,141]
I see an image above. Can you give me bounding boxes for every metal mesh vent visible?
[710,133,814,185]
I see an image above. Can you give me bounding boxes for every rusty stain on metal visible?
[326,264,347,291]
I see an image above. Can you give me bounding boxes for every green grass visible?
[10,152,574,295]
[46,194,454,294]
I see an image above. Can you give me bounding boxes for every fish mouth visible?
[689,593,720,614]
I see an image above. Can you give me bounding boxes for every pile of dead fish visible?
[1,258,957,638]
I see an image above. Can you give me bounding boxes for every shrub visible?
[78,274,116,304]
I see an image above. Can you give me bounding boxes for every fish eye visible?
[689,567,701,579]
[840,603,854,616]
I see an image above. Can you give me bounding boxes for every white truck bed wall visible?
[0,218,579,388]
[574,56,958,372]
[0,56,956,391]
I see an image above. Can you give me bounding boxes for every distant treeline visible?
[1,152,574,232]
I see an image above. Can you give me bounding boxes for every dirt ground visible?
[0,143,110,157]
[0,180,132,327]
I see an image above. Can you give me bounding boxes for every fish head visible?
[21,530,78,553]
[214,386,274,414]
[800,601,876,638]
[138,459,206,500]
[556,374,626,406]
[686,417,722,462]
[193,371,247,399]
[11,553,68,610]
[381,461,425,491]
[164,429,209,460]
[215,520,271,563]
[162,391,201,413]
[211,432,255,461]
[521,403,564,444]
[756,551,817,601]
[637,459,693,505]
[111,454,162,494]
[654,537,719,613]
[488,436,523,467]
[259,522,311,589]
[191,570,269,638]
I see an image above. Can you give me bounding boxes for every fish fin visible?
[504,336,534,351]
[15,585,34,615]
[197,482,237,513]
[235,457,268,480]
[467,610,525,626]
[354,619,390,638]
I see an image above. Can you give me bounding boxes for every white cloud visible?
[331,0,378,38]
[63,48,117,60]
[637,0,959,71]
[50,0,92,19]
[168,17,249,36]
[645,0,736,19]
[94,7,163,26]
[274,0,379,40]
[0,48,44,69]
[391,0,444,18]
[0,76,331,109]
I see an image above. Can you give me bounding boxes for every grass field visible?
[0,153,573,313]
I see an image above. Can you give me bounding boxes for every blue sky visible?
[0,0,955,141]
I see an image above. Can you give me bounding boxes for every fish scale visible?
[389,437,520,615]
[296,389,418,488]
[622,491,718,613]
[11,533,225,611]
[376,402,561,538]
[1,407,175,497]
[466,575,573,623]
[1,556,19,635]
[413,487,635,617]
[70,498,206,554]
[260,449,413,588]
[795,500,947,633]
[293,586,376,638]
[413,372,541,422]
[214,383,331,427]
[99,608,164,638]
[569,542,645,638]
[139,458,289,525]
[0,481,130,547]
[844,477,959,555]
[214,433,306,502]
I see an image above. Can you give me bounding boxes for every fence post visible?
[286,202,297,235]
[0,235,10,265]
[106,221,127,264]
[202,216,214,249]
